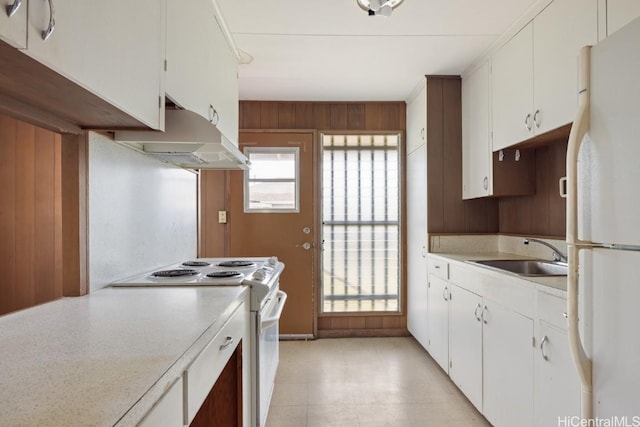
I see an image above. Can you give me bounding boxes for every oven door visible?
[255,289,287,427]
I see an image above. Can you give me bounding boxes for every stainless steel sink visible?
[467,259,568,277]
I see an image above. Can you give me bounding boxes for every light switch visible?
[218,210,227,224]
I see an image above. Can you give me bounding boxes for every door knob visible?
[303,227,311,234]
[296,242,312,250]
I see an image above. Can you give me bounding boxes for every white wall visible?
[89,132,198,291]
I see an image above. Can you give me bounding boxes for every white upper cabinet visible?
[0,0,27,48]
[25,0,165,129]
[462,61,491,199]
[492,0,597,150]
[607,1,640,36]
[533,0,598,135]
[491,23,534,151]
[406,84,426,155]
[166,0,239,145]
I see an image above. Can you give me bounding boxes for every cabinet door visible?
[407,144,428,349]
[491,23,534,151]
[533,0,597,135]
[26,0,163,129]
[449,284,483,411]
[483,300,534,427]
[427,274,449,373]
[534,322,580,427]
[607,0,640,36]
[406,83,426,155]
[209,14,239,146]
[166,0,214,120]
[0,0,27,48]
[462,61,491,199]
[139,377,184,427]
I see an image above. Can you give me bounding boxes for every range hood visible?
[114,110,250,170]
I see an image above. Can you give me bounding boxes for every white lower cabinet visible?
[185,303,246,425]
[426,274,450,373]
[482,299,534,427]
[448,284,483,411]
[428,259,580,427]
[139,377,184,427]
[534,292,580,427]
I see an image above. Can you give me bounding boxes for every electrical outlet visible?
[218,210,227,224]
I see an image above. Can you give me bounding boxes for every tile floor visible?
[265,337,491,427]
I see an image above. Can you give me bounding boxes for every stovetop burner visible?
[205,271,243,279]
[217,260,256,268]
[181,261,212,267]
[151,269,199,278]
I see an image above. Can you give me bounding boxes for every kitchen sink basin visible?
[468,259,568,277]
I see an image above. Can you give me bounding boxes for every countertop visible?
[0,286,248,426]
[429,251,567,296]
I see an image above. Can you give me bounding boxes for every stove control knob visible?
[268,256,278,266]
[253,269,267,280]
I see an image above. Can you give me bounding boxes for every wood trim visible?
[0,40,148,130]
[61,133,89,296]
[0,93,82,135]
[317,328,410,338]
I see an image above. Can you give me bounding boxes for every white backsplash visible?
[89,132,198,291]
[498,235,567,261]
[430,235,498,253]
[430,234,567,261]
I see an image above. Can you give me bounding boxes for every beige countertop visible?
[429,251,567,296]
[0,286,248,426]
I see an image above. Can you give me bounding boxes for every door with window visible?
[229,132,316,337]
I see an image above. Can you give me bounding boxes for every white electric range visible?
[110,257,286,427]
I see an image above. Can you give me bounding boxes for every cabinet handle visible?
[481,305,488,324]
[219,336,234,350]
[533,109,541,128]
[474,303,482,322]
[442,286,449,301]
[41,0,55,41]
[420,127,425,140]
[540,335,549,361]
[524,113,532,131]
[483,176,488,191]
[208,104,220,125]
[6,0,21,17]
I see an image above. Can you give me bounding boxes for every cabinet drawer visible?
[429,258,449,280]
[139,377,183,427]
[185,304,245,424]
[537,292,567,330]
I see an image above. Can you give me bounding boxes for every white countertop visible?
[0,286,248,426]
[429,251,568,296]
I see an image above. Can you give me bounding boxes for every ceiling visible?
[217,0,538,102]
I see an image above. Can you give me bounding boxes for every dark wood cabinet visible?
[190,343,243,427]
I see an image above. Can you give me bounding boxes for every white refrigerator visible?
[567,17,640,420]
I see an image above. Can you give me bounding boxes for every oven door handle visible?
[260,290,287,331]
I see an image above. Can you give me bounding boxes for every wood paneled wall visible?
[199,170,228,258]
[499,140,567,238]
[239,101,406,131]
[0,114,63,315]
[426,77,499,234]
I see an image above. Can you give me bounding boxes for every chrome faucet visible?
[523,238,567,263]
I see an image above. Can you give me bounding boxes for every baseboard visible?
[316,328,410,338]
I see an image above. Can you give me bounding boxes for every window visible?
[244,147,300,212]
[321,134,401,313]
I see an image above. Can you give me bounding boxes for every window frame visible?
[319,133,403,314]
[243,146,301,213]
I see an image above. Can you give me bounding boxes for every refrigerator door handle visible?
[566,45,593,421]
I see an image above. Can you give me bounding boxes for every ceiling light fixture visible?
[357,0,404,17]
